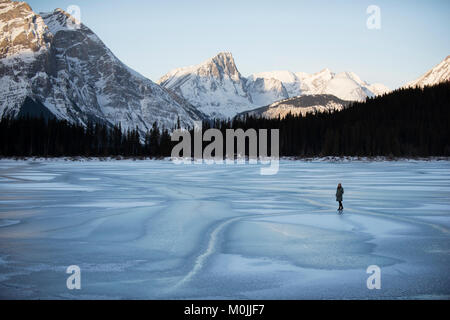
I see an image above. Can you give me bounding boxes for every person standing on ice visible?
[336,183,344,211]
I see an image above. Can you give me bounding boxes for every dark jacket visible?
[336,187,344,202]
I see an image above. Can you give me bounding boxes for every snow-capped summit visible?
[405,55,450,88]
[40,8,84,34]
[158,52,252,119]
[0,0,204,131]
[160,52,242,86]
[206,52,241,81]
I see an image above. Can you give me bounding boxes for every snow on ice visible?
[0,159,449,299]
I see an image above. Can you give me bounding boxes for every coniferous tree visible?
[148,122,160,157]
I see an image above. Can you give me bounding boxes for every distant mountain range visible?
[0,0,448,129]
[158,52,390,119]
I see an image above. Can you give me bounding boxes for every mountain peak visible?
[0,0,49,58]
[315,68,334,78]
[202,51,240,80]
[157,52,252,119]
[40,8,83,34]
[212,51,233,60]
[0,0,19,7]
[405,55,450,88]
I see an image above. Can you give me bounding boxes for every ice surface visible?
[0,160,449,299]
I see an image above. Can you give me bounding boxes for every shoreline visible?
[1,156,449,162]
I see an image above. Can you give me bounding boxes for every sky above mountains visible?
[26,0,450,89]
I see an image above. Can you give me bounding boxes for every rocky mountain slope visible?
[158,52,253,119]
[0,0,203,132]
[239,94,351,119]
[405,55,450,88]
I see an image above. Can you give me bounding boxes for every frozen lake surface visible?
[0,159,449,299]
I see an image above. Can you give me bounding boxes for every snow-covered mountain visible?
[157,52,253,119]
[0,0,203,131]
[158,52,390,119]
[244,76,288,107]
[248,69,390,102]
[239,94,351,119]
[405,55,450,88]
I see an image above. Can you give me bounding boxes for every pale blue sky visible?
[27,0,450,89]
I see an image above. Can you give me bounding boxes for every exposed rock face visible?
[0,0,49,58]
[0,0,204,131]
